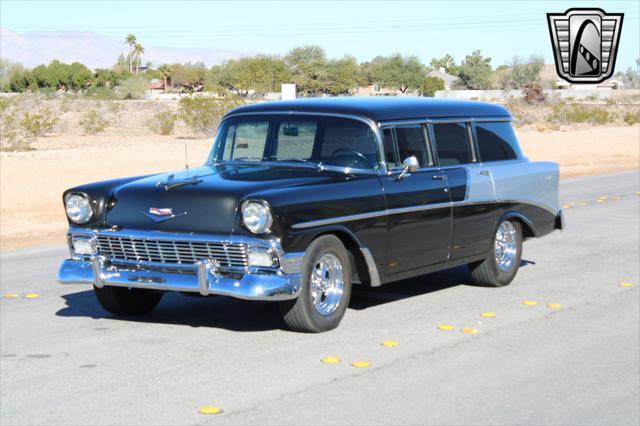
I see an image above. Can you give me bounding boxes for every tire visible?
[93,285,163,316]
[278,235,352,333]
[469,219,523,287]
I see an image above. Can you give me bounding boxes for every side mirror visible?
[396,156,419,180]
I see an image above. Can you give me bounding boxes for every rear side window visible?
[432,123,473,166]
[475,122,521,162]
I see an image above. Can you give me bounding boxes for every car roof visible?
[225,97,511,122]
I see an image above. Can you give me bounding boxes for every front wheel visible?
[278,235,352,333]
[469,219,523,287]
[93,285,163,316]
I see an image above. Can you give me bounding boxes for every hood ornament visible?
[140,207,187,223]
[157,174,203,191]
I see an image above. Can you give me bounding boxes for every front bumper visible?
[58,257,301,301]
[57,228,303,301]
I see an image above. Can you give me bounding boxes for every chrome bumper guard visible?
[57,229,303,302]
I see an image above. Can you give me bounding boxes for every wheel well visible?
[316,230,372,286]
[509,217,535,239]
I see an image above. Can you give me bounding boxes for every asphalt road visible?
[1,171,639,426]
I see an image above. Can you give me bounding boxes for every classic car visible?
[58,97,563,332]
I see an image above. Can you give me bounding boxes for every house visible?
[427,67,458,90]
[148,78,164,92]
[356,84,406,96]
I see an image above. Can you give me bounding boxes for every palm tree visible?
[158,64,173,93]
[133,42,144,74]
[125,34,137,73]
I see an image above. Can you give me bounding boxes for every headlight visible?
[241,200,273,234]
[65,193,93,224]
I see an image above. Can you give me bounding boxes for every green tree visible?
[0,59,25,92]
[218,55,289,95]
[133,42,144,73]
[429,54,459,75]
[284,45,327,94]
[158,64,174,93]
[454,50,493,89]
[325,55,361,95]
[499,55,544,89]
[420,76,445,97]
[125,34,137,73]
[367,53,425,93]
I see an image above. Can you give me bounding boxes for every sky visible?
[1,0,639,70]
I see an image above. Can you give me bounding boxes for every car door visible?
[430,121,498,260]
[381,125,452,276]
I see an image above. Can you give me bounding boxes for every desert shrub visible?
[115,76,147,100]
[546,103,613,125]
[523,83,546,104]
[623,111,640,125]
[79,109,108,134]
[148,109,177,135]
[108,102,123,119]
[1,111,34,151]
[0,97,13,111]
[19,109,59,137]
[178,96,242,137]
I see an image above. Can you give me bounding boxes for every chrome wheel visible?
[494,221,518,272]
[309,253,345,316]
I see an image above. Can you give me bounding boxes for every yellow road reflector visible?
[437,324,455,330]
[619,282,633,288]
[461,327,479,334]
[522,300,538,306]
[381,340,399,347]
[351,361,370,368]
[320,356,341,364]
[561,204,571,209]
[547,303,562,309]
[578,202,588,206]
[613,196,621,200]
[3,293,19,299]
[24,293,39,299]
[596,199,605,203]
[598,196,607,200]
[480,312,496,318]
[198,406,222,415]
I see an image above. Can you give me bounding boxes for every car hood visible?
[105,163,351,234]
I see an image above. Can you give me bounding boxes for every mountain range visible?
[0,28,248,69]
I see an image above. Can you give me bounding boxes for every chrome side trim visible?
[291,201,452,229]
[379,116,511,126]
[360,247,381,287]
[291,199,559,229]
[219,110,388,173]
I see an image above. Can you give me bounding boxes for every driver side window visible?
[382,125,433,170]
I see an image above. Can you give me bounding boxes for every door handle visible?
[476,170,490,176]
[432,175,446,181]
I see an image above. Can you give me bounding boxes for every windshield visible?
[208,115,382,170]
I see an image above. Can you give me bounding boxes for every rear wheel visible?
[469,219,523,287]
[93,285,163,316]
[279,235,352,333]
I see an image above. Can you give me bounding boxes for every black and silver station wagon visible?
[58,97,563,332]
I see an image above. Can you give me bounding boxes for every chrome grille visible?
[96,235,248,268]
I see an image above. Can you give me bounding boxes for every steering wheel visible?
[329,149,374,169]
